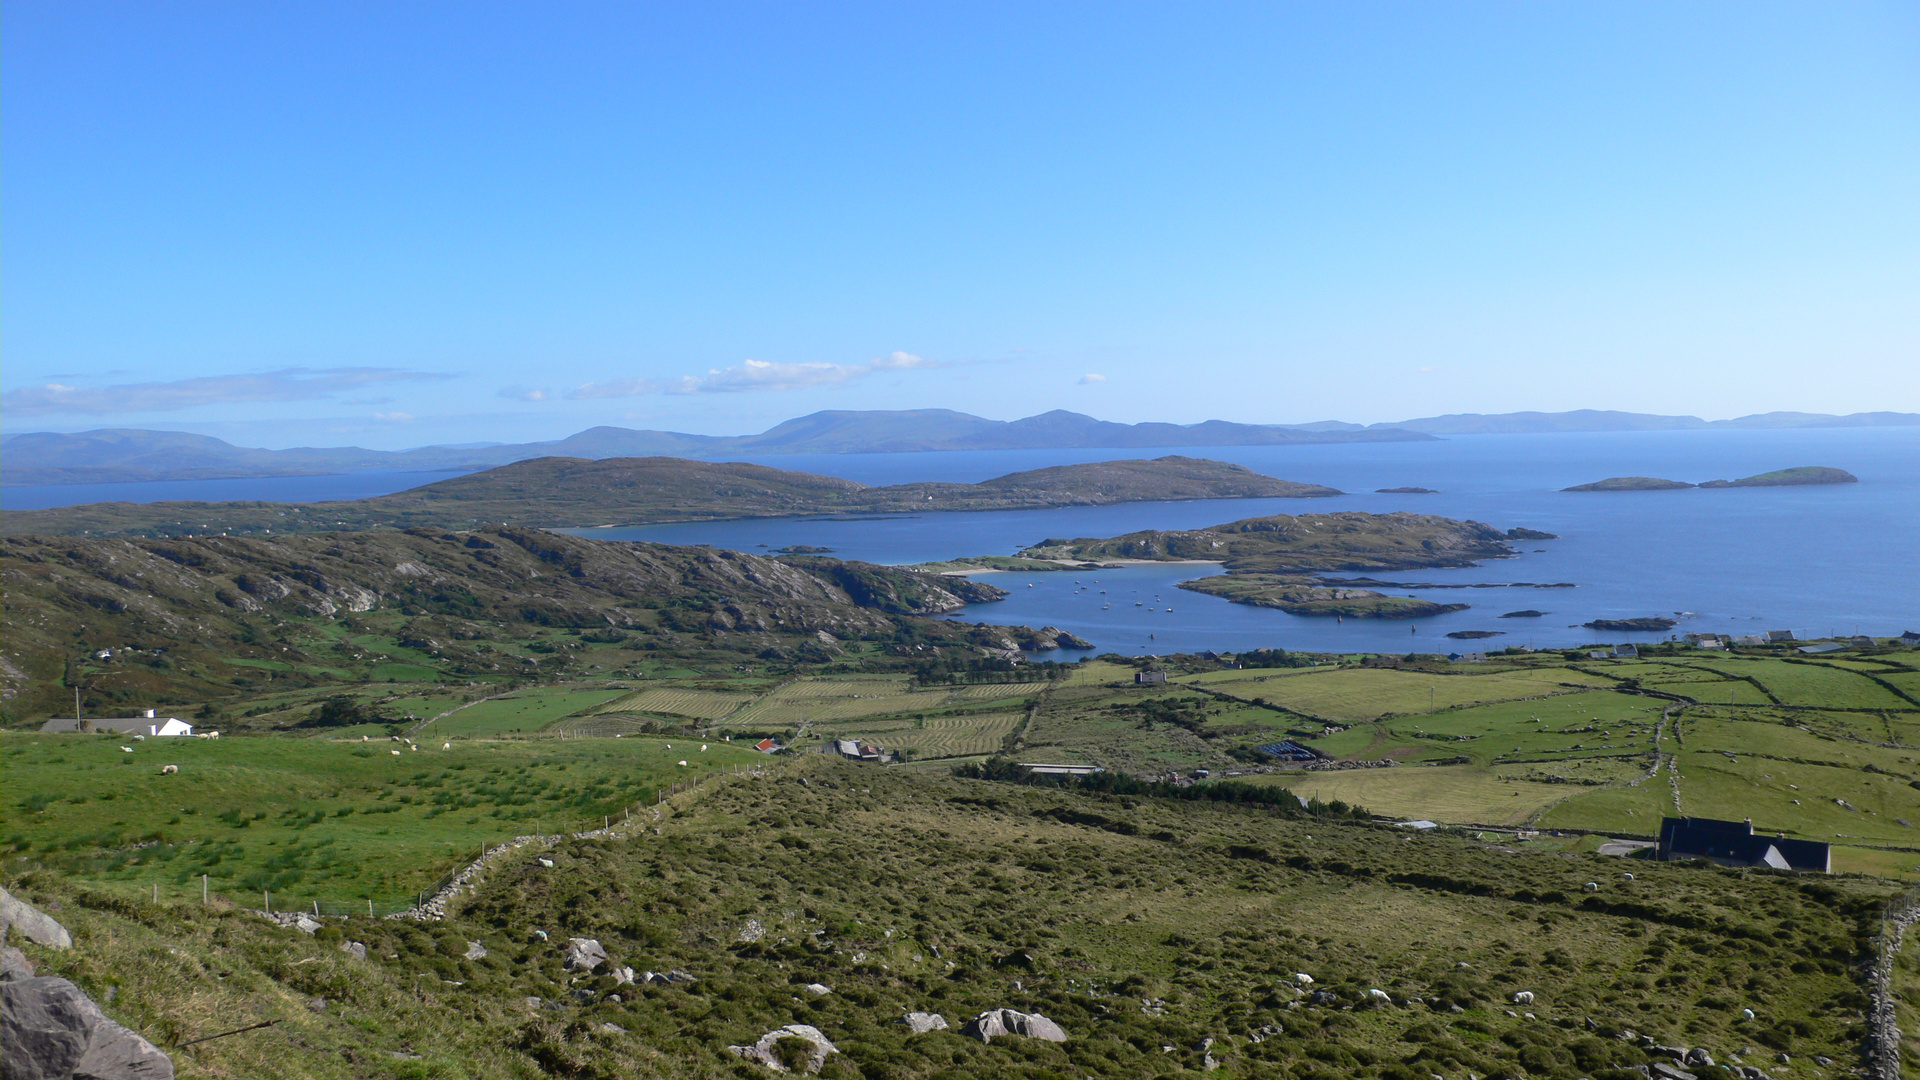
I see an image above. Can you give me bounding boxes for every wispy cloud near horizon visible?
[569,352,941,399]
[2,368,453,417]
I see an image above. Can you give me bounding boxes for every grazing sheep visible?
[1294,973,1314,985]
[133,734,146,741]
[161,764,179,775]
[701,744,707,752]
[1742,1008,1756,1020]
[677,760,688,767]
[1582,882,1600,893]
[1621,872,1634,880]
[391,750,402,756]
[1512,991,1534,1005]
[443,743,450,750]
[1367,988,1391,1002]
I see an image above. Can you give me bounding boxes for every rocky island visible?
[1564,465,1856,492]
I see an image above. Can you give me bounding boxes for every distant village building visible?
[1902,630,1920,644]
[41,709,193,737]
[1612,644,1639,658]
[1797,642,1844,655]
[1734,635,1767,647]
[1657,816,1829,873]
[1447,652,1486,663]
[1684,634,1725,649]
[1135,670,1168,685]
[1767,630,1796,642]
[754,738,783,754]
[1255,740,1322,762]
[1850,636,1876,649]
[830,739,888,763]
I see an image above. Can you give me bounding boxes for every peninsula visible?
[0,455,1340,539]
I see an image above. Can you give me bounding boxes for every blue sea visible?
[8,429,1916,656]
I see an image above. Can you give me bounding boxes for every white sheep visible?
[1583,882,1600,893]
[1742,1008,1756,1021]
[1294,973,1314,985]
[120,746,133,753]
[1512,990,1534,1005]
[391,749,402,756]
[443,742,450,750]
[161,764,179,775]
[701,744,707,752]
[133,734,146,741]
[1367,988,1391,1002]
[677,760,688,767]
[1621,872,1634,881]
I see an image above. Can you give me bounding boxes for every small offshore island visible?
[1564,465,1857,492]
[985,512,1558,619]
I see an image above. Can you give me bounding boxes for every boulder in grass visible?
[2,945,36,982]
[563,938,607,972]
[0,975,173,1080]
[0,887,72,950]
[463,941,487,961]
[959,1008,1068,1043]
[728,1024,838,1073]
[339,941,367,962]
[902,1012,948,1034]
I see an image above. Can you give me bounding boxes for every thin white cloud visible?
[372,411,414,422]
[1078,373,1107,385]
[498,386,551,401]
[568,352,941,399]
[1,367,452,416]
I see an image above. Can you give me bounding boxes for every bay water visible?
[7,429,1915,656]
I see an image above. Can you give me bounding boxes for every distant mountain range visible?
[3,407,1914,487]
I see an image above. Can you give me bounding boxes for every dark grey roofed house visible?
[1612,644,1639,658]
[1657,816,1829,873]
[1850,635,1876,649]
[1902,630,1920,643]
[1135,670,1168,685]
[1797,642,1843,655]
[1767,629,1796,642]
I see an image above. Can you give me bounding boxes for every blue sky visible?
[5,2,1916,449]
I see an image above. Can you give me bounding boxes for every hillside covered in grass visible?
[3,756,1900,1079]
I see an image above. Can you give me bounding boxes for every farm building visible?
[1018,763,1104,777]
[1684,634,1725,649]
[1255,740,1323,762]
[1656,816,1829,873]
[1734,635,1767,646]
[1767,629,1796,642]
[829,739,889,763]
[754,738,783,754]
[41,710,193,737]
[1447,652,1486,663]
[1612,644,1639,658]
[1135,670,1168,685]
[1849,636,1875,649]
[1797,642,1844,655]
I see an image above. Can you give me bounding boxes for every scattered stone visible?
[1684,1048,1715,1069]
[463,941,487,961]
[570,988,596,1005]
[803,983,831,996]
[959,1009,1068,1043]
[2,945,36,982]
[728,1023,838,1073]
[563,938,607,972]
[1813,1056,1833,1067]
[610,966,635,986]
[1310,991,1338,1007]
[307,998,327,1012]
[902,1012,948,1034]
[599,1022,627,1034]
[643,969,696,985]
[0,887,73,950]
[292,914,322,935]
[0,975,174,1079]
[738,919,765,943]
[340,941,367,962]
[1651,1064,1698,1080]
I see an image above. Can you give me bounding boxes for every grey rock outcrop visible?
[0,888,72,950]
[959,1008,1068,1043]
[339,941,367,962]
[563,937,607,972]
[728,1023,838,1073]
[463,941,487,961]
[0,975,173,1079]
[803,983,831,996]
[902,1012,948,1034]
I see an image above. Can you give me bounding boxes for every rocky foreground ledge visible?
[1,886,175,1080]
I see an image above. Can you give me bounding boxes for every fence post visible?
[202,875,208,905]
[264,891,270,913]
[369,899,374,917]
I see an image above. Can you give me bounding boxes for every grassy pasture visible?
[1198,666,1609,721]
[1247,766,1579,825]
[0,731,758,907]
[1361,692,1660,765]
[1691,658,1912,709]
[589,685,755,720]
[428,688,629,736]
[879,712,1025,759]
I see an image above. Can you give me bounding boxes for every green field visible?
[0,731,759,908]
[425,688,630,736]
[1192,665,1609,721]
